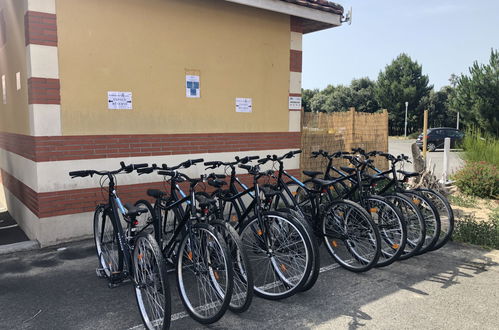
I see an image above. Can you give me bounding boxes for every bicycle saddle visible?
[124,203,148,217]
[208,179,227,189]
[340,166,356,174]
[397,170,419,178]
[196,194,217,208]
[260,185,279,198]
[311,178,335,188]
[147,189,165,199]
[302,170,323,178]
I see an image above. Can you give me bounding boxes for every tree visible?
[449,49,499,135]
[302,88,318,112]
[375,54,433,135]
[421,86,457,129]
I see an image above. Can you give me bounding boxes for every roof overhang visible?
[224,0,342,33]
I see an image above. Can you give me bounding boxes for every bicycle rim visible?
[93,206,122,277]
[417,189,454,250]
[404,192,440,254]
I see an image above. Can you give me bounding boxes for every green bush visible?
[453,214,499,250]
[408,131,421,139]
[461,127,499,167]
[453,161,498,198]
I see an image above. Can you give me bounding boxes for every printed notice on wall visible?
[1,75,6,104]
[186,75,200,98]
[289,96,302,110]
[108,91,132,110]
[236,98,252,113]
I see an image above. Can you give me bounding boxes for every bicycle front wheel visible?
[93,205,123,277]
[176,223,233,324]
[416,188,454,251]
[240,211,312,300]
[210,220,253,313]
[322,200,381,272]
[133,233,171,330]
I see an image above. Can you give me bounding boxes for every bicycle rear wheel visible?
[93,205,123,277]
[240,211,313,300]
[416,188,454,251]
[176,223,233,324]
[133,233,171,330]
[322,200,381,272]
[210,220,253,313]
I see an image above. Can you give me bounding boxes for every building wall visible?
[0,0,30,134]
[0,0,305,246]
[57,0,290,135]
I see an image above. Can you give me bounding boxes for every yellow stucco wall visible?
[0,0,29,134]
[57,0,291,135]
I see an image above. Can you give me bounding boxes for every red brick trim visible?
[290,16,303,33]
[0,131,301,162]
[289,93,301,97]
[290,50,302,73]
[24,11,57,46]
[28,78,61,104]
[1,168,301,218]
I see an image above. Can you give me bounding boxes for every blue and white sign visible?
[236,98,252,113]
[108,91,132,110]
[186,75,200,98]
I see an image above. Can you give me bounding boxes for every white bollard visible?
[442,137,451,183]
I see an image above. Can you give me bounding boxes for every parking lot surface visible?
[1,238,498,330]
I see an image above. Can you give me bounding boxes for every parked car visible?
[416,127,464,151]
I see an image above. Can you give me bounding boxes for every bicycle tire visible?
[385,193,426,260]
[322,199,381,272]
[176,223,233,324]
[403,190,441,254]
[210,220,254,313]
[133,233,171,330]
[239,211,313,300]
[93,205,123,277]
[365,195,407,267]
[416,188,454,251]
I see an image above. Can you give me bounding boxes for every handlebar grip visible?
[191,158,204,164]
[204,161,219,166]
[239,164,252,171]
[249,155,259,160]
[158,170,175,176]
[137,168,154,174]
[292,150,302,155]
[69,170,90,178]
[257,158,270,164]
[120,161,126,169]
[132,163,148,170]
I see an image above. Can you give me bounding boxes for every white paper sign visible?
[289,96,302,110]
[1,75,6,104]
[186,75,200,98]
[108,91,132,110]
[236,98,252,113]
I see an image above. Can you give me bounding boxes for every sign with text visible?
[108,91,132,110]
[236,98,252,113]
[288,96,302,110]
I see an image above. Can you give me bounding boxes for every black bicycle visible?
[69,162,171,330]
[137,159,234,324]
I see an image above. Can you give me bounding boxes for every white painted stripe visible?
[0,224,19,230]
[26,44,59,79]
[289,71,302,94]
[224,0,341,26]
[26,0,56,14]
[29,104,62,136]
[288,110,301,132]
[290,32,302,51]
[127,263,340,329]
[0,148,300,193]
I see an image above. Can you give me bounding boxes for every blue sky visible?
[302,0,499,91]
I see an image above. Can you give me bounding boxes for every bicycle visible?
[137,159,235,324]
[69,162,171,330]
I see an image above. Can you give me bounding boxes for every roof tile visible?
[280,0,344,15]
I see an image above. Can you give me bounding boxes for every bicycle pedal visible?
[95,268,107,279]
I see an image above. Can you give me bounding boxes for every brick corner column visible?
[289,16,303,133]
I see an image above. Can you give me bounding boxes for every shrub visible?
[453,214,499,250]
[461,127,499,167]
[453,161,498,198]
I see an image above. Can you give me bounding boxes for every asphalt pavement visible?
[1,238,498,330]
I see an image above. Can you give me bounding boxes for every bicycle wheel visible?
[176,223,233,324]
[416,188,454,251]
[386,193,426,260]
[134,200,156,235]
[240,211,312,300]
[210,220,253,313]
[133,233,171,330]
[322,200,381,272]
[403,191,441,254]
[93,205,123,277]
[365,195,407,267]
